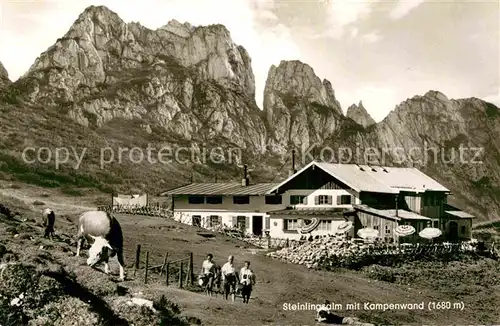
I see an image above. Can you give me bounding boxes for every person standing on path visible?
[239,260,256,304]
[221,255,239,302]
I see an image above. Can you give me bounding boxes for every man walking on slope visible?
[221,255,239,302]
[199,253,216,296]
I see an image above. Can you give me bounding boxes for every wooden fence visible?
[98,205,172,218]
[97,204,291,250]
[132,244,194,288]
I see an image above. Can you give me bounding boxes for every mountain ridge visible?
[0,5,499,221]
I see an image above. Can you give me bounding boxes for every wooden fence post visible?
[267,237,271,248]
[179,261,183,288]
[286,238,289,248]
[160,253,169,276]
[134,244,141,277]
[144,251,149,284]
[166,263,170,285]
[188,252,194,285]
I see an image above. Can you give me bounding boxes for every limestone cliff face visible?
[265,78,500,219]
[346,101,375,128]
[19,5,264,151]
[0,61,10,88]
[263,60,345,153]
[366,91,500,219]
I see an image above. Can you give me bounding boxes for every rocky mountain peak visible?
[79,5,122,21]
[23,5,256,104]
[263,60,346,153]
[424,89,449,102]
[12,5,264,152]
[346,101,375,128]
[160,19,195,37]
[264,60,342,114]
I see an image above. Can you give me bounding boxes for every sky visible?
[0,0,498,122]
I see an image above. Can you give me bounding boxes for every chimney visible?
[190,174,193,183]
[214,174,218,183]
[241,164,249,186]
[292,149,296,173]
[395,194,399,217]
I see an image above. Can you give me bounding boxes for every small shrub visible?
[60,187,84,197]
[364,264,396,283]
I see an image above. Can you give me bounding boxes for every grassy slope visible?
[0,195,198,326]
[0,98,280,197]
[1,188,498,325]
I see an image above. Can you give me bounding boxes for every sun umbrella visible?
[394,225,416,237]
[299,218,320,234]
[336,221,353,233]
[419,227,442,239]
[357,227,379,239]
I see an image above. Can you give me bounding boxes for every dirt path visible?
[113,214,479,326]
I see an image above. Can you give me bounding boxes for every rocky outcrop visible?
[18,5,264,151]
[0,61,10,87]
[366,90,500,219]
[263,60,346,153]
[346,101,375,128]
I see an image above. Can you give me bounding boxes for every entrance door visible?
[252,216,263,236]
[448,221,459,241]
[192,215,201,227]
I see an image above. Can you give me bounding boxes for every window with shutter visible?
[339,195,352,205]
[237,216,246,229]
[209,215,220,227]
[316,195,330,205]
[285,219,298,230]
[351,195,355,204]
[232,216,237,227]
[314,196,320,205]
[290,195,307,205]
[319,220,332,231]
[336,195,342,205]
[265,217,270,229]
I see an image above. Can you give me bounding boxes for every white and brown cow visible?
[76,210,125,281]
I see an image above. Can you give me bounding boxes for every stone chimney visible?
[241,164,249,186]
[289,149,297,176]
[395,194,399,217]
